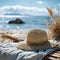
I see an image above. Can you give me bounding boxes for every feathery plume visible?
[47,8,56,24]
[47,8,53,17]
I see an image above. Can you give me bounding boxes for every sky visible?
[0,0,60,7]
[0,0,60,16]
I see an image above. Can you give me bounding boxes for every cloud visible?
[37,1,43,4]
[0,5,48,16]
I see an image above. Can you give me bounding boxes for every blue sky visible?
[0,0,60,16]
[0,0,60,7]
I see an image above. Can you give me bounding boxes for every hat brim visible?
[16,40,57,50]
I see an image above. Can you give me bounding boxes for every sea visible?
[0,15,52,32]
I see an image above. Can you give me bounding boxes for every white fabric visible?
[0,42,59,60]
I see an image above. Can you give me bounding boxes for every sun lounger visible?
[43,50,60,60]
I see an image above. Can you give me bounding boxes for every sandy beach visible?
[0,28,48,43]
[0,30,28,43]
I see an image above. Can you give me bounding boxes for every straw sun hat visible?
[16,29,57,50]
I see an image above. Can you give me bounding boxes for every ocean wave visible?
[0,15,28,18]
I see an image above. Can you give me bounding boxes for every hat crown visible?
[27,29,48,45]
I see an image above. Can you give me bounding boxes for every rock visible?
[8,18,25,24]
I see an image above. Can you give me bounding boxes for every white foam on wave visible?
[0,15,28,18]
